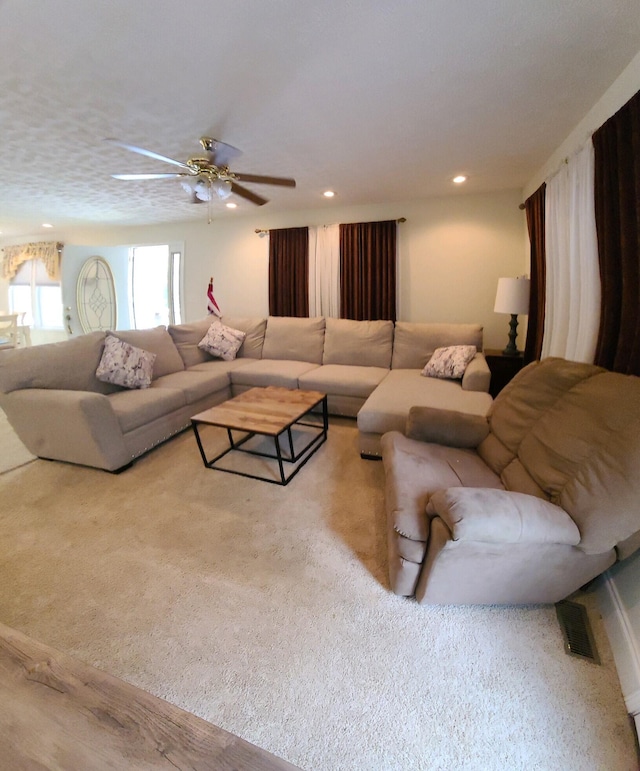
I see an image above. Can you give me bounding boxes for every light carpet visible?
[0,419,637,770]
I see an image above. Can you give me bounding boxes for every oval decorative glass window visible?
[76,256,117,333]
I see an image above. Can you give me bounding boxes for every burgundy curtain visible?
[592,89,640,376]
[523,183,546,364]
[268,227,309,317]
[339,220,396,321]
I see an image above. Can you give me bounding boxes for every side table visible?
[485,349,525,397]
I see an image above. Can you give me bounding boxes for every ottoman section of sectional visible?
[358,369,493,456]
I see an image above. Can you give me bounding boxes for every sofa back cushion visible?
[168,317,266,368]
[261,316,325,363]
[113,327,184,379]
[323,318,393,368]
[478,358,603,476]
[517,370,640,554]
[222,317,267,359]
[0,331,118,394]
[391,322,483,370]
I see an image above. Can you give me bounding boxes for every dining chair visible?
[0,313,19,349]
[14,311,32,346]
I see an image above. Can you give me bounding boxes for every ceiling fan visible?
[105,136,296,206]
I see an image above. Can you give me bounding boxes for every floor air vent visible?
[555,600,601,664]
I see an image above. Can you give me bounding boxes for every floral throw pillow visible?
[198,320,246,361]
[96,333,156,389]
[422,345,477,380]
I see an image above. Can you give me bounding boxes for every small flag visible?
[207,277,222,317]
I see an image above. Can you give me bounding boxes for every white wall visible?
[523,50,640,199]
[3,189,528,350]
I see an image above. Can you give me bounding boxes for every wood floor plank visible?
[0,621,299,770]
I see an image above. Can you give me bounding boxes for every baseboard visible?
[626,688,640,717]
[601,570,640,716]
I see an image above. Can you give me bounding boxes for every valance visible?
[1,241,63,281]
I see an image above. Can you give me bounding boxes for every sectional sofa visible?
[0,315,493,472]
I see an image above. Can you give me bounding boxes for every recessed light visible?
[323,190,335,198]
[453,175,467,184]
[42,223,53,228]
[226,202,237,209]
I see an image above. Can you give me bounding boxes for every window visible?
[129,244,182,329]
[9,259,63,329]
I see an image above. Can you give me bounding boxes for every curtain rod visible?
[255,218,406,235]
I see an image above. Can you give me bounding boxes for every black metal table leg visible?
[274,434,286,485]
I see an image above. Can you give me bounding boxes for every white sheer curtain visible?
[308,224,340,317]
[541,141,601,362]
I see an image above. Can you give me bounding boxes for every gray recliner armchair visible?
[381,357,640,605]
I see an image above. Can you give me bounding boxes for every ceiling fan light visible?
[195,186,212,202]
[213,179,233,200]
[184,176,211,201]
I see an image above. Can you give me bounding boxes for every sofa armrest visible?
[425,487,581,545]
[406,406,489,448]
[0,388,131,471]
[461,353,491,392]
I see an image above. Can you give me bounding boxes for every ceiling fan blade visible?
[104,138,193,171]
[112,173,183,180]
[231,182,268,206]
[235,173,296,188]
[202,137,242,167]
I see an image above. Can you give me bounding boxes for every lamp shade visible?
[494,277,530,315]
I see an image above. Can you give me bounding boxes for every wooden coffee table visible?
[191,386,328,485]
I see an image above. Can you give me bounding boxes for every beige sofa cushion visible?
[230,359,320,389]
[0,331,116,394]
[323,318,393,368]
[391,322,483,370]
[189,359,253,375]
[114,327,184,378]
[261,316,325,363]
[221,316,267,359]
[478,357,604,478]
[168,317,266,367]
[152,370,231,404]
[299,364,388,398]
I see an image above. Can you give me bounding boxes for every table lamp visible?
[494,276,530,356]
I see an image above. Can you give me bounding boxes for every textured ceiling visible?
[1,0,640,236]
